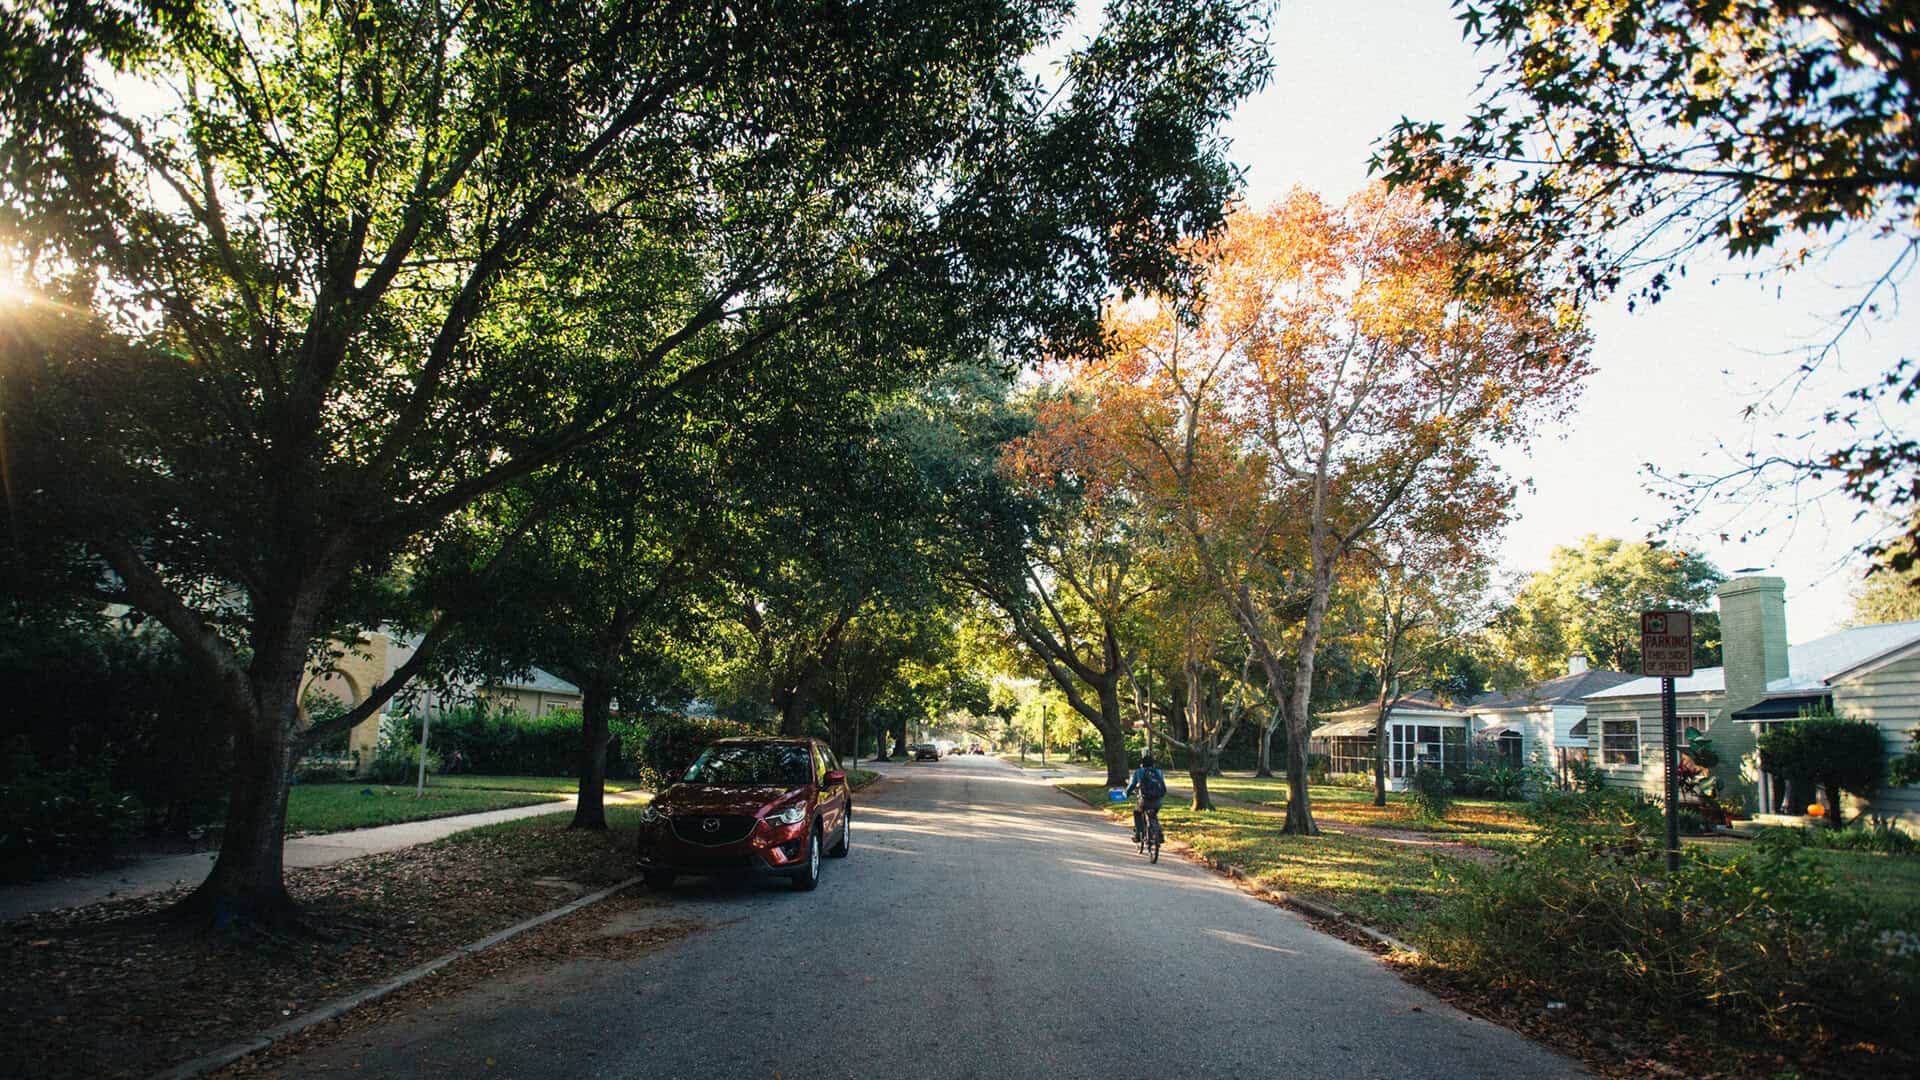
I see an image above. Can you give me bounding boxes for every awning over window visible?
[1567,718,1588,738]
[1311,717,1376,739]
[1476,724,1520,740]
[1730,692,1831,722]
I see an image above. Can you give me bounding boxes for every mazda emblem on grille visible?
[702,818,720,832]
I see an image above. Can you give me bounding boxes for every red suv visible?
[635,737,851,891]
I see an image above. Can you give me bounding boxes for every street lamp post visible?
[1041,703,1049,767]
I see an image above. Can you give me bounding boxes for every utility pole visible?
[1041,702,1049,766]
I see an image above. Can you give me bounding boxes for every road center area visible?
[265,755,1576,1080]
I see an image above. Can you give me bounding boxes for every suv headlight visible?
[765,805,807,827]
[638,804,667,823]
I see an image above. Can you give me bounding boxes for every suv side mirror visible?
[823,770,847,787]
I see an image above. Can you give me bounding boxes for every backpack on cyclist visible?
[1140,767,1167,801]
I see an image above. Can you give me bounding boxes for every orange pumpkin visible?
[1807,803,1827,819]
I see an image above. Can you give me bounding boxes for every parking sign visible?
[1640,610,1694,677]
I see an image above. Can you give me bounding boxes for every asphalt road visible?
[273,755,1578,1079]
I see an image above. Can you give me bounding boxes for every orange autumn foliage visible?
[1035,183,1593,832]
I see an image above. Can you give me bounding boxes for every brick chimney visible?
[1715,576,1789,715]
[1567,653,1589,675]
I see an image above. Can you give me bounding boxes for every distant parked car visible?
[635,737,851,892]
[971,745,985,755]
[911,743,940,761]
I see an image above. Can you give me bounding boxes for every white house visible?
[1583,575,1920,832]
[1311,690,1476,790]
[1467,657,1640,777]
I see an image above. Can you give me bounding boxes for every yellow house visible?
[298,631,392,767]
[299,630,585,773]
[479,668,585,717]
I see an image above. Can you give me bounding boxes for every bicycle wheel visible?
[1148,813,1161,863]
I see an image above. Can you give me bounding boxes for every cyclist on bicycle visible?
[1126,752,1167,844]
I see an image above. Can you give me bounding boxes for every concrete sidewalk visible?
[0,792,645,923]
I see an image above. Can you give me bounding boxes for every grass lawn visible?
[1060,781,1448,935]
[428,774,643,795]
[1195,774,1536,842]
[285,783,562,834]
[848,769,881,790]
[1687,834,1920,924]
[1806,847,1920,922]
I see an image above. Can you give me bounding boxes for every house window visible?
[1600,714,1641,767]
[1676,711,1709,738]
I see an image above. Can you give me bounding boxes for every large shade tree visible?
[1090,186,1590,833]
[0,0,1270,925]
[1491,535,1725,683]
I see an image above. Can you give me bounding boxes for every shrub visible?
[1,738,142,881]
[1889,727,1920,788]
[1407,766,1453,821]
[1072,732,1102,763]
[1461,763,1525,800]
[1756,821,1919,856]
[1524,784,1663,850]
[365,714,442,784]
[1758,710,1885,824]
[636,715,763,788]
[0,605,227,834]
[412,704,646,779]
[1329,769,1375,791]
[1564,756,1607,792]
[1418,804,1920,1048]
[292,757,355,784]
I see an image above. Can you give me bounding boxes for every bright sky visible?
[1218,0,1917,640]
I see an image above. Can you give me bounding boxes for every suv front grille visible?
[671,814,757,846]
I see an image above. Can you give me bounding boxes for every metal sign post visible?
[1641,610,1695,872]
[1661,675,1678,871]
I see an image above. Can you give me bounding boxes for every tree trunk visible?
[1094,678,1130,787]
[889,715,908,758]
[1281,729,1316,834]
[826,704,848,760]
[1281,574,1332,836]
[571,683,613,831]
[1189,769,1214,811]
[1373,684,1392,809]
[1255,719,1276,777]
[777,690,805,736]
[1102,735,1130,790]
[179,681,300,927]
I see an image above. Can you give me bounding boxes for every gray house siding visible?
[1587,691,1728,799]
[1831,652,1920,830]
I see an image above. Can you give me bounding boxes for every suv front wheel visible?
[791,823,822,891]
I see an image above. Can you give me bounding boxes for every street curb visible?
[155,874,644,1080]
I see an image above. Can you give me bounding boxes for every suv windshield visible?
[682,744,811,787]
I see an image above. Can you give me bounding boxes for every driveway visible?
[269,754,1577,1079]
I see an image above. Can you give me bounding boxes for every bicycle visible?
[1134,803,1162,863]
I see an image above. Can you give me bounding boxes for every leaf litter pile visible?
[1,811,699,1080]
